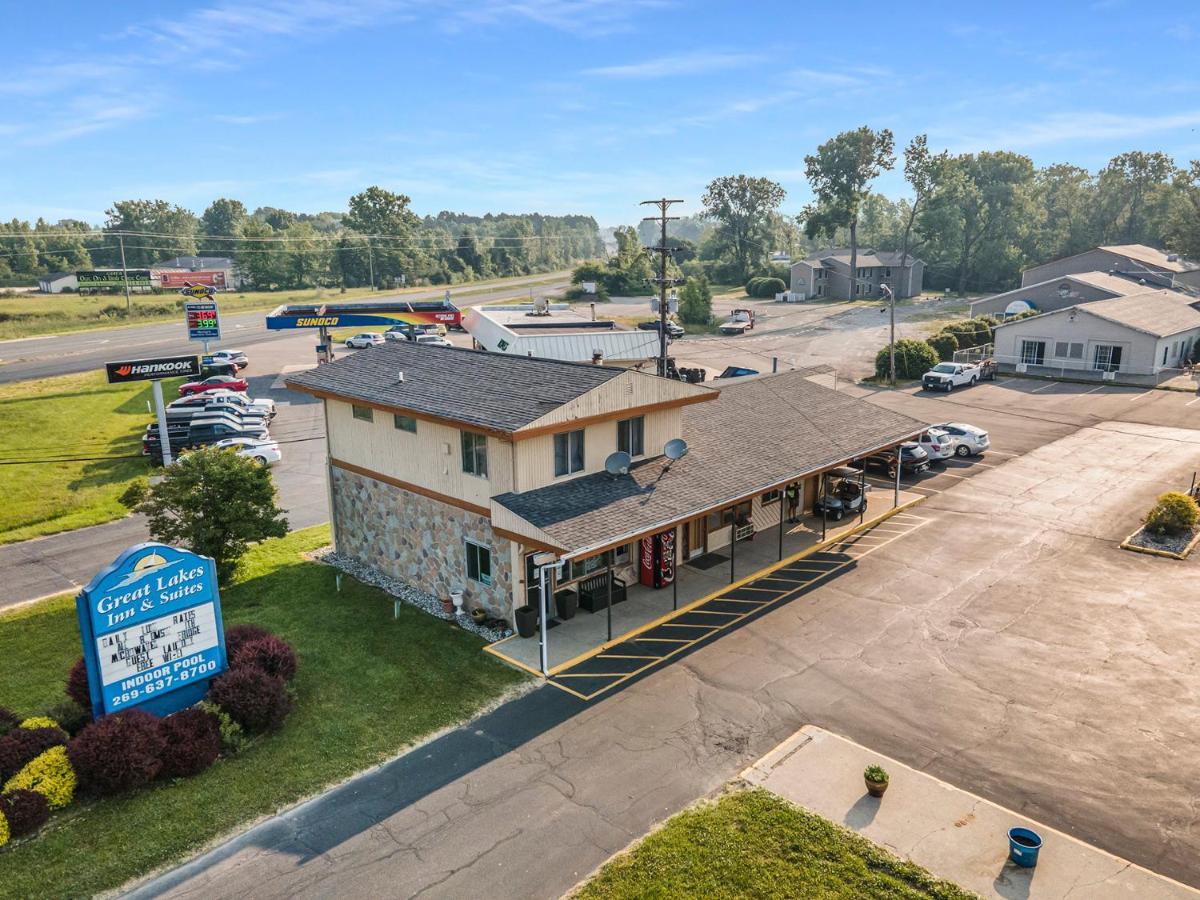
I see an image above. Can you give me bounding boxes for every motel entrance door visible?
[682,516,707,560]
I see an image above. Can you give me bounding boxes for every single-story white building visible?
[38,272,78,293]
[993,288,1200,384]
[463,303,661,365]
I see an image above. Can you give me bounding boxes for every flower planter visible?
[555,591,578,621]
[865,777,888,798]
[514,605,538,638]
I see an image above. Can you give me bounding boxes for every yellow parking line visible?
[598,653,660,660]
[635,637,695,643]
[547,681,591,701]
[688,609,745,616]
[555,672,640,679]
[715,596,774,604]
[656,622,721,630]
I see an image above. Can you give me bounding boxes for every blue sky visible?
[3,0,1199,226]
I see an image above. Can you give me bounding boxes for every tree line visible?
[0,188,604,290]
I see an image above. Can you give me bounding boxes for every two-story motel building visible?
[288,343,927,672]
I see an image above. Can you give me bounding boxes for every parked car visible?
[921,361,990,392]
[812,467,870,520]
[383,326,411,342]
[414,334,453,348]
[715,365,759,379]
[169,390,276,419]
[164,403,267,428]
[178,374,248,396]
[212,437,282,466]
[345,333,385,349]
[637,319,685,338]
[852,442,930,477]
[143,414,270,462]
[209,349,248,369]
[932,422,990,458]
[917,427,955,461]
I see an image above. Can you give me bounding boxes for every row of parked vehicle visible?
[140,352,282,466]
[345,323,454,349]
[812,422,990,520]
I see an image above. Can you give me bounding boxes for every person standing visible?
[785,483,800,524]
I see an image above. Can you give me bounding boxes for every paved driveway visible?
[134,419,1200,898]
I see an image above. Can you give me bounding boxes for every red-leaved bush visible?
[0,726,68,781]
[67,710,165,795]
[224,624,271,660]
[232,635,298,683]
[0,706,19,737]
[0,788,50,837]
[158,708,223,778]
[66,658,91,711]
[207,667,291,734]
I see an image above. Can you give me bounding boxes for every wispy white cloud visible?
[935,109,1200,153]
[1166,22,1195,41]
[583,50,755,79]
[212,113,284,125]
[21,99,146,146]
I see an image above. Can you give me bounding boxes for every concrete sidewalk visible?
[742,726,1198,900]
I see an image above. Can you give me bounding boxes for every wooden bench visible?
[578,572,628,613]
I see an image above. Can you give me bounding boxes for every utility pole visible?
[640,198,683,377]
[881,283,896,385]
[365,237,376,290]
[118,233,132,315]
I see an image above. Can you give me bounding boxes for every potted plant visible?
[864,764,889,798]
[514,604,538,638]
[471,607,488,625]
[555,590,578,621]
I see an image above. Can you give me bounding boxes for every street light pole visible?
[881,283,896,386]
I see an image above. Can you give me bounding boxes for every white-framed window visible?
[461,431,488,477]
[617,416,644,457]
[1053,341,1084,360]
[394,414,417,433]
[554,429,585,476]
[352,405,374,422]
[1020,340,1045,366]
[1092,344,1123,372]
[465,540,492,586]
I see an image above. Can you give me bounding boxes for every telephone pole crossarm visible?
[639,198,684,378]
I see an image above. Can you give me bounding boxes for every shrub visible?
[224,623,272,660]
[874,338,938,380]
[1144,492,1200,536]
[43,700,89,737]
[158,708,223,778]
[0,788,50,837]
[232,634,298,682]
[864,764,889,784]
[926,331,959,361]
[66,658,91,711]
[0,808,7,848]
[0,726,68,781]
[678,275,713,325]
[208,668,292,734]
[4,746,76,810]
[19,716,59,731]
[0,707,18,737]
[745,276,786,298]
[68,710,165,795]
[195,700,247,753]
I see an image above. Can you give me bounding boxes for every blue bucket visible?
[1007,827,1042,868]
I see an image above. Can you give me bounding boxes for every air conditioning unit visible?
[1016,363,1028,373]
[1102,370,1116,381]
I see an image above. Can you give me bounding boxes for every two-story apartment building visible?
[287,343,927,669]
[790,249,923,300]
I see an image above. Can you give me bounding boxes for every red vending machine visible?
[638,528,677,588]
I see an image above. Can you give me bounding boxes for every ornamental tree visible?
[121,446,287,584]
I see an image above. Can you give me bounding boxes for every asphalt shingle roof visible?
[286,342,627,433]
[494,369,928,556]
[1099,244,1198,274]
[1077,290,1200,337]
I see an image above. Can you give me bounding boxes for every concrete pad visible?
[743,726,1198,900]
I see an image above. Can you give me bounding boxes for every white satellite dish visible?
[1004,300,1035,317]
[604,451,632,476]
[664,438,688,461]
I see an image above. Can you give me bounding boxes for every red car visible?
[178,375,249,396]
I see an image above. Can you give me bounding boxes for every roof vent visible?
[396,371,405,383]
[1167,253,1179,262]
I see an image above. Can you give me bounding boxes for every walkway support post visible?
[673,527,679,611]
[894,449,901,507]
[778,489,785,560]
[730,521,736,584]
[821,478,828,541]
[859,466,866,524]
[606,550,613,642]
[538,565,549,676]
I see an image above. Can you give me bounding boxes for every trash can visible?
[1007,827,1042,868]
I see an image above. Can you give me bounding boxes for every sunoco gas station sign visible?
[76,543,228,719]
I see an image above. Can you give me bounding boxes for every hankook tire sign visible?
[105,355,201,383]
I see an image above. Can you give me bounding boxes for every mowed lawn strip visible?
[575,789,976,900]
[0,370,176,543]
[0,526,529,899]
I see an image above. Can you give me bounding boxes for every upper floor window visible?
[554,429,585,476]
[394,414,417,433]
[461,431,488,477]
[617,416,644,457]
[884,267,892,278]
[352,405,374,422]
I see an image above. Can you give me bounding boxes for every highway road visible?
[0,274,570,383]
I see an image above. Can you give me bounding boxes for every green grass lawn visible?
[0,370,183,544]
[575,789,975,900]
[0,271,570,341]
[0,526,528,898]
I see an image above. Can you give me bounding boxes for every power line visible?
[0,229,590,244]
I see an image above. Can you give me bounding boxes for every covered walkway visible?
[486,493,925,696]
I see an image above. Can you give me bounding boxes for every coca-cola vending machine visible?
[638,528,676,588]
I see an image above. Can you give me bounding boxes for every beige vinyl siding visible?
[512,408,683,492]
[993,310,1157,373]
[326,399,513,506]
[516,369,710,433]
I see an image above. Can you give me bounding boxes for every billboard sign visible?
[105,355,201,384]
[185,300,221,342]
[158,270,227,289]
[77,269,152,289]
[75,543,228,719]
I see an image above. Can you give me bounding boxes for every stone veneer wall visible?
[330,466,514,617]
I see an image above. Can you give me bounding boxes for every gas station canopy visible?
[265,299,461,330]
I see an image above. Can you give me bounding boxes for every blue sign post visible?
[76,543,228,720]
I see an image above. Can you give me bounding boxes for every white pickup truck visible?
[921,360,995,392]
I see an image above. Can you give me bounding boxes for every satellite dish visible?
[1004,300,1035,317]
[604,451,632,476]
[664,438,689,461]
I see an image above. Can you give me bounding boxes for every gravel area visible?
[312,547,513,642]
[1124,526,1197,556]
